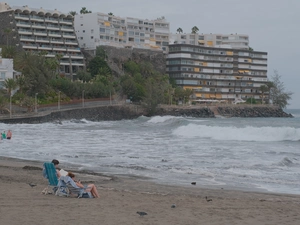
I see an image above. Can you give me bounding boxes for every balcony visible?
[50,39,64,44]
[48,32,62,37]
[30,16,44,22]
[20,36,35,42]
[33,31,47,36]
[22,43,38,49]
[60,26,74,32]
[59,19,73,25]
[67,47,81,53]
[45,17,59,23]
[16,21,31,28]
[32,24,46,29]
[18,29,32,35]
[36,37,50,43]
[62,34,76,39]
[53,46,67,51]
[64,40,78,45]
[38,45,52,51]
[69,54,84,59]
[47,25,60,31]
[15,14,30,20]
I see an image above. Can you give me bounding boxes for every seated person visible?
[51,159,61,178]
[64,172,100,198]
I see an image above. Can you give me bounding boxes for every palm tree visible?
[80,7,92,14]
[69,11,77,16]
[176,27,183,33]
[191,26,199,34]
[16,75,26,94]
[4,78,17,96]
[1,45,17,58]
[108,12,114,16]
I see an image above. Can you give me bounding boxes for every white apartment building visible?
[0,3,85,79]
[171,33,249,50]
[0,48,14,89]
[74,13,170,52]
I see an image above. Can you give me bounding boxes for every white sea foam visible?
[147,115,178,124]
[172,124,300,142]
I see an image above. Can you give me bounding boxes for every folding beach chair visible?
[57,176,92,198]
[41,162,59,195]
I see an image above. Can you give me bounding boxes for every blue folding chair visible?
[42,162,59,195]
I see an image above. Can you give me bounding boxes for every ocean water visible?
[0,109,300,195]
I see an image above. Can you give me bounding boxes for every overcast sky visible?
[7,0,300,108]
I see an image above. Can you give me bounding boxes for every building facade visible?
[0,49,14,89]
[0,3,85,79]
[167,44,268,102]
[74,13,170,52]
[171,33,249,50]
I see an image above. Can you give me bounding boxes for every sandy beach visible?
[0,157,299,225]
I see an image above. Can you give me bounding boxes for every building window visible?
[83,30,85,33]
[91,36,94,39]
[81,24,83,26]
[1,72,5,79]
[80,37,83,40]
[91,29,94,33]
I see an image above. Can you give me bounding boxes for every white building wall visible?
[0,55,14,89]
[75,13,99,50]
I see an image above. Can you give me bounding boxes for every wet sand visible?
[0,157,299,225]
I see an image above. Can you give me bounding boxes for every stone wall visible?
[216,106,292,118]
[0,105,145,124]
[0,105,292,124]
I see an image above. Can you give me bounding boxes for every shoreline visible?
[1,156,300,224]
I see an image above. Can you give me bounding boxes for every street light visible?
[109,87,112,105]
[58,91,61,110]
[82,90,85,108]
[35,93,38,113]
[9,94,12,118]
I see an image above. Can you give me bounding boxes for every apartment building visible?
[171,33,249,50]
[0,48,14,88]
[167,44,268,102]
[74,13,170,52]
[0,3,85,79]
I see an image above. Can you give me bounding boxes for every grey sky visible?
[7,0,300,108]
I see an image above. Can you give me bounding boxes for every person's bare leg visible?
[88,184,100,198]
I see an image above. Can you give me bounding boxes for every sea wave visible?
[173,124,300,141]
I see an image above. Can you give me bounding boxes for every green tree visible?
[4,78,17,96]
[0,45,17,58]
[88,56,111,77]
[259,84,268,104]
[191,26,199,34]
[177,27,183,33]
[69,11,77,16]
[142,74,169,115]
[0,93,8,113]
[80,7,92,14]
[108,12,114,16]
[269,70,293,108]
[76,71,92,82]
[16,75,26,94]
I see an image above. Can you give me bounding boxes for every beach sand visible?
[0,157,299,225]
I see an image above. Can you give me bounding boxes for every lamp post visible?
[82,90,85,108]
[109,87,112,105]
[58,91,61,110]
[35,93,38,113]
[9,94,12,118]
